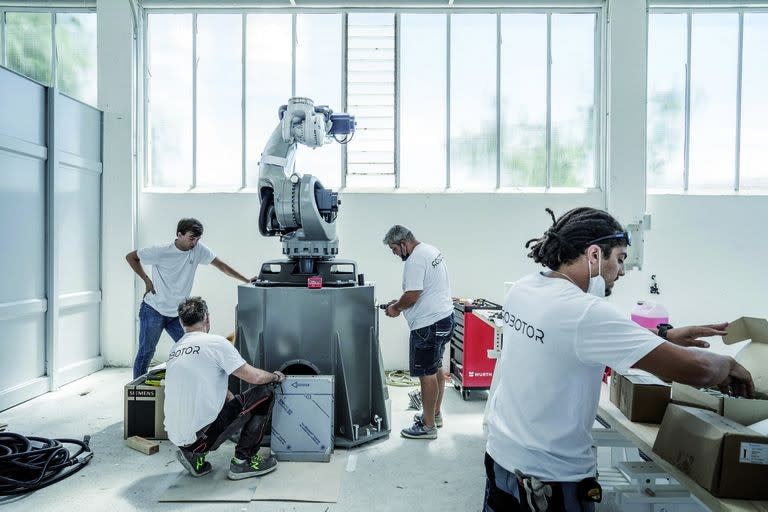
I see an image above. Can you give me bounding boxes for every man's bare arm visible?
[232,364,285,386]
[125,250,155,297]
[633,342,754,397]
[385,290,422,318]
[211,257,250,284]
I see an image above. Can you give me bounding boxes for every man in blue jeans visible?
[382,225,454,440]
[126,218,252,378]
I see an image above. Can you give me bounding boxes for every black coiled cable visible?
[0,432,93,496]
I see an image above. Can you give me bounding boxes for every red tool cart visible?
[449,299,501,400]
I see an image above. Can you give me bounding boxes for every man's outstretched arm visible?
[211,257,251,283]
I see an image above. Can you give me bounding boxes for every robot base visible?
[236,282,391,448]
[254,258,358,287]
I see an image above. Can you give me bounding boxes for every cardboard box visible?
[271,375,334,462]
[724,316,768,396]
[124,370,168,440]
[653,404,768,499]
[609,371,622,405]
[671,382,768,425]
[609,370,670,423]
[670,316,768,425]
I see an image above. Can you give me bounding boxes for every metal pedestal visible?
[236,283,390,447]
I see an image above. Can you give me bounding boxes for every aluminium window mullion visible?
[683,12,692,192]
[545,13,552,190]
[1,10,5,67]
[594,8,603,191]
[143,9,150,187]
[51,12,57,88]
[394,12,400,189]
[192,13,198,190]
[445,13,451,190]
[341,13,348,188]
[734,11,743,192]
[495,13,501,190]
[291,13,296,97]
[241,13,247,190]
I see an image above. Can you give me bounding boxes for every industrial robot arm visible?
[257,97,355,267]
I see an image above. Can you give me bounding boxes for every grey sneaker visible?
[176,448,212,477]
[227,453,278,480]
[413,412,443,428]
[407,389,422,410]
[401,421,438,439]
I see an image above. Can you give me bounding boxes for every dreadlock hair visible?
[525,207,626,270]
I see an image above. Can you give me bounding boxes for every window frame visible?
[0,6,97,99]
[648,6,768,194]
[141,5,605,194]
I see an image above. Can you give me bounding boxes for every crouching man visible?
[164,296,286,479]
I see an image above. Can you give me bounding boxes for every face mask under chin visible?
[587,250,606,298]
[400,244,409,261]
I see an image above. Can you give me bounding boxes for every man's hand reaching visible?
[665,323,728,348]
[717,359,754,398]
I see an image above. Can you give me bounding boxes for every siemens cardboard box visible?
[124,369,167,440]
[653,404,768,499]
[610,370,670,423]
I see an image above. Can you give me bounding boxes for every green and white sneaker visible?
[413,412,443,428]
[176,448,212,477]
[227,453,278,480]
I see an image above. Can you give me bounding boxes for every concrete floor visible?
[0,368,489,512]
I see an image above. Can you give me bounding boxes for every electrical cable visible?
[384,370,420,387]
[0,433,93,497]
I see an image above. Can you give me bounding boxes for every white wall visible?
[611,195,768,357]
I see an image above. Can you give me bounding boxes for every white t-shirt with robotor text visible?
[137,241,216,316]
[164,331,246,446]
[486,272,663,482]
[402,242,453,331]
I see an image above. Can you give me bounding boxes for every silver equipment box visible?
[271,375,334,462]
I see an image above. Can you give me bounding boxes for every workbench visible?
[597,384,768,512]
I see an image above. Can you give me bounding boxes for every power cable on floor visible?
[384,370,420,387]
[0,433,93,497]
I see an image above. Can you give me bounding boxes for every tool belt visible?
[515,470,601,512]
[485,453,602,512]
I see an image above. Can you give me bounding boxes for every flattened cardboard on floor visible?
[609,370,670,423]
[653,404,768,499]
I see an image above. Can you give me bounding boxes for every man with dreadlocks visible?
[483,207,753,512]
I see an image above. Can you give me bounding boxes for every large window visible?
[1,9,97,105]
[648,10,768,192]
[145,9,601,192]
